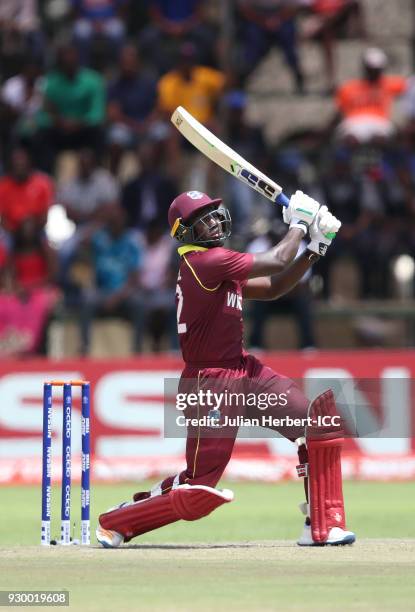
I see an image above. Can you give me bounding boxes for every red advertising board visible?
[0,350,414,484]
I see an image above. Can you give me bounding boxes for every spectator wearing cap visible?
[106,44,159,173]
[71,0,128,66]
[35,45,105,174]
[332,47,407,145]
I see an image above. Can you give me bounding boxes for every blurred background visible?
[1,0,415,357]
[0,0,415,492]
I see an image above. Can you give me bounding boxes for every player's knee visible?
[188,473,222,489]
[188,447,233,488]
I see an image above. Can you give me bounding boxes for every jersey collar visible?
[177,245,208,256]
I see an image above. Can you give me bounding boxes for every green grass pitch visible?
[1,481,415,611]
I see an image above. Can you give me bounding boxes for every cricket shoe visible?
[96,501,130,548]
[96,525,124,548]
[296,501,355,546]
[297,521,356,546]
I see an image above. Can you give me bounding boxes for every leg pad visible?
[99,484,233,540]
[307,390,347,543]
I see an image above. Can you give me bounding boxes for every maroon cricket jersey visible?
[176,245,254,366]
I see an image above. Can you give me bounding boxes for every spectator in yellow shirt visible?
[157,42,225,125]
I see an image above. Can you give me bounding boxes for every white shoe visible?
[297,522,356,546]
[96,501,129,548]
[96,524,124,548]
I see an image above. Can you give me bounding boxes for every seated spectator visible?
[35,45,105,173]
[0,217,59,356]
[0,59,43,152]
[139,0,217,75]
[247,221,316,349]
[0,147,53,238]
[314,147,382,298]
[59,148,119,228]
[222,91,269,237]
[157,42,225,125]
[358,153,415,297]
[332,47,407,145]
[70,0,128,67]
[235,0,305,93]
[107,44,159,173]
[58,148,120,303]
[302,0,366,93]
[157,42,225,190]
[0,0,44,76]
[139,220,177,352]
[77,203,144,355]
[122,138,179,231]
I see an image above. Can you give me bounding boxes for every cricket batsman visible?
[96,189,356,547]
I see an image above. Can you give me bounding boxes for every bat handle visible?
[276,192,290,208]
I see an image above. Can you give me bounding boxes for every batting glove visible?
[282,191,320,235]
[308,206,341,256]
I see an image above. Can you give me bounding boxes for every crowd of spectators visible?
[0,0,414,356]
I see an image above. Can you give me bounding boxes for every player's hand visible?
[308,206,341,256]
[282,191,320,235]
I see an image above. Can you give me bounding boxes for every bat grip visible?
[276,192,290,208]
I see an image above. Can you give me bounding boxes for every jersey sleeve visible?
[385,76,407,96]
[200,67,226,97]
[195,248,254,285]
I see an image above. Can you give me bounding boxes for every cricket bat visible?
[171,106,290,208]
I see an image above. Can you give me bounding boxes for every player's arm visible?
[243,250,318,300]
[247,191,320,278]
[243,206,341,300]
[247,227,305,278]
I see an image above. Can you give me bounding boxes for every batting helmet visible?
[168,191,231,247]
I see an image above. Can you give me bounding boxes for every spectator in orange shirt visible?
[333,48,407,145]
[0,147,54,236]
[157,42,225,125]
